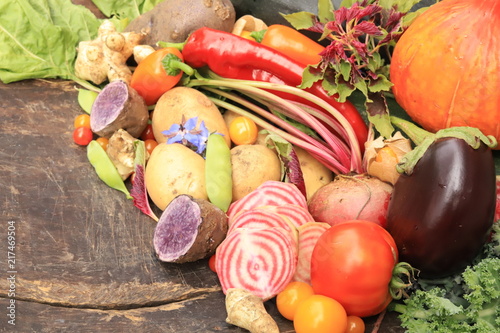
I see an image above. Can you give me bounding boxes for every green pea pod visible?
[77,89,98,114]
[205,134,232,212]
[87,140,132,199]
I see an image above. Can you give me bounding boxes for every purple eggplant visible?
[386,117,497,278]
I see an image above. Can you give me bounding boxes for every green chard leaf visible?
[317,0,335,23]
[0,0,100,88]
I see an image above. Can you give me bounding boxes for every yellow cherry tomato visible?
[346,315,366,333]
[74,114,91,129]
[229,116,258,145]
[293,295,347,333]
[95,137,109,151]
[276,281,314,320]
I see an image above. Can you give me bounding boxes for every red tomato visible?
[73,127,93,146]
[310,220,398,317]
[293,295,347,333]
[130,47,186,106]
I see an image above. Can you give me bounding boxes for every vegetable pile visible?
[2,0,500,332]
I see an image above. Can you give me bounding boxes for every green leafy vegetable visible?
[390,224,500,333]
[0,0,101,90]
[282,0,429,137]
[90,0,164,20]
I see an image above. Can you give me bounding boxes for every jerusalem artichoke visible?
[75,20,147,85]
[225,288,279,333]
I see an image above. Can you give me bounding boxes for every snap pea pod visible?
[77,89,98,114]
[87,140,132,199]
[205,134,232,212]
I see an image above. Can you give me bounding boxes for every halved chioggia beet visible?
[227,209,298,245]
[215,227,298,301]
[227,180,307,219]
[250,204,314,229]
[90,80,149,138]
[153,195,228,263]
[293,221,331,284]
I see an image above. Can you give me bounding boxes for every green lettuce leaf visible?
[90,0,165,19]
[0,0,101,89]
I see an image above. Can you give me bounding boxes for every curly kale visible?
[391,224,500,333]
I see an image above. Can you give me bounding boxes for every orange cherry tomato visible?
[95,137,109,151]
[293,295,347,333]
[144,139,158,155]
[229,116,258,145]
[346,316,365,333]
[74,114,91,129]
[277,281,314,321]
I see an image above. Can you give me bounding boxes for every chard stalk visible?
[187,76,363,173]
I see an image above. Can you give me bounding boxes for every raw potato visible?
[124,0,236,46]
[230,145,281,201]
[145,143,207,210]
[294,146,333,200]
[152,87,231,147]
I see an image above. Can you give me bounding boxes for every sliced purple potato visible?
[154,195,228,263]
[90,80,149,138]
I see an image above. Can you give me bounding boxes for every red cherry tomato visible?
[130,47,188,106]
[346,316,365,333]
[208,254,217,273]
[311,220,399,317]
[74,114,91,129]
[140,124,155,141]
[73,127,93,146]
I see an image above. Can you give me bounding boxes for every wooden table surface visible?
[0,1,409,332]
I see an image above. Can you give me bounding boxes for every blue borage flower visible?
[162,116,214,155]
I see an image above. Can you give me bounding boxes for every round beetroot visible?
[307,174,393,228]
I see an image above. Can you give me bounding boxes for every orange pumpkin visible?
[390,0,500,147]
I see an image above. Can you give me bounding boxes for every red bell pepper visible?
[181,27,368,149]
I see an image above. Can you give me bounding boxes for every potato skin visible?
[152,87,231,148]
[230,145,281,201]
[294,146,333,200]
[125,0,236,46]
[145,143,207,210]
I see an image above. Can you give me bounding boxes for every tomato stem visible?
[389,261,417,300]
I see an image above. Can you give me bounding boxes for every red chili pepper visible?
[181,27,368,149]
[251,24,325,67]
